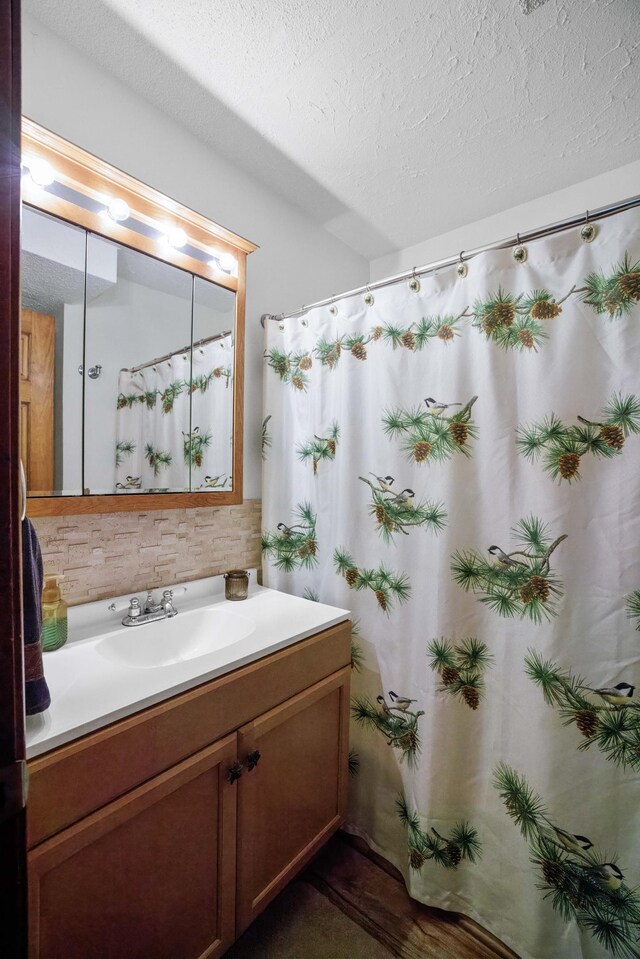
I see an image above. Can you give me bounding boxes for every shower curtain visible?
[115,336,233,491]
[262,207,640,959]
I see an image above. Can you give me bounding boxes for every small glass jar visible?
[224,569,249,601]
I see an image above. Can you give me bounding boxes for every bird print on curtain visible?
[262,211,640,959]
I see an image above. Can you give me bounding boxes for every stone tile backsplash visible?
[32,501,262,607]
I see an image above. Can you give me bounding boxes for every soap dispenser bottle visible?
[42,575,68,651]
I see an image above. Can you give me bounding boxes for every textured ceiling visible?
[24,0,640,259]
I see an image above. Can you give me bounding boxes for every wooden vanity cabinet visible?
[236,668,349,934]
[29,736,238,959]
[27,622,351,959]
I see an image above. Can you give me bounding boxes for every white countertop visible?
[26,571,350,759]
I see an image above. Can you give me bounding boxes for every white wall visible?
[371,160,640,282]
[22,14,370,499]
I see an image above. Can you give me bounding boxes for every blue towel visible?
[22,518,51,715]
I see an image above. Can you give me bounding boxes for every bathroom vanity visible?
[25,577,351,959]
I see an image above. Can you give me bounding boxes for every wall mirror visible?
[20,118,256,515]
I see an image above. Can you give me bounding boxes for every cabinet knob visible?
[226,761,244,784]
[246,750,261,771]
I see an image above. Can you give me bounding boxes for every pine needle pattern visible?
[428,637,494,710]
[117,391,146,410]
[188,368,231,393]
[525,650,640,772]
[182,428,212,467]
[118,367,229,412]
[579,254,640,319]
[334,547,410,615]
[297,422,341,474]
[144,444,172,477]
[160,380,185,414]
[358,475,446,543]
[626,591,640,631]
[494,764,640,959]
[378,312,469,351]
[261,415,272,461]
[313,313,469,371]
[314,336,345,370]
[262,503,319,572]
[517,394,640,482]
[383,396,478,465]
[350,640,365,672]
[396,796,482,871]
[265,348,312,391]
[115,440,135,467]
[451,516,567,622]
[352,695,424,767]
[471,286,574,352]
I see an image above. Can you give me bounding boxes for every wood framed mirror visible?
[20,118,256,515]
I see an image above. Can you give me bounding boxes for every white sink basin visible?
[97,606,255,669]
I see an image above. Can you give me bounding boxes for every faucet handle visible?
[161,589,177,616]
[127,597,141,619]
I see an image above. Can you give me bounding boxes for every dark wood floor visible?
[303,833,521,959]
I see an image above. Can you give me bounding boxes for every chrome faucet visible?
[122,589,178,627]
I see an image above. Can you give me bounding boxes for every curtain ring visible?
[329,295,338,316]
[513,233,527,263]
[456,251,468,278]
[409,267,421,292]
[364,286,374,307]
[581,209,597,242]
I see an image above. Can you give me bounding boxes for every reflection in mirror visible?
[21,207,85,497]
[84,237,193,495]
[191,277,236,492]
[21,203,240,502]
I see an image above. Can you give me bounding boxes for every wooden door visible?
[28,735,238,959]
[0,1,28,957]
[235,666,350,934]
[19,310,55,494]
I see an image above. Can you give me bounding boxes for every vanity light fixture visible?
[209,250,238,275]
[165,226,188,249]
[105,197,130,222]
[24,155,56,187]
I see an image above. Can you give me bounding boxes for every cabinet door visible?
[235,666,350,934]
[28,734,238,959]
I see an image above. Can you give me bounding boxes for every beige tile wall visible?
[32,501,262,607]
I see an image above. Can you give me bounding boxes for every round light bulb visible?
[28,157,55,187]
[217,252,237,274]
[107,198,130,222]
[167,227,188,249]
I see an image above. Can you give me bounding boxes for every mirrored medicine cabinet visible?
[20,118,257,516]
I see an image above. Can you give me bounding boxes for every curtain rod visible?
[261,192,640,326]
[123,330,232,373]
